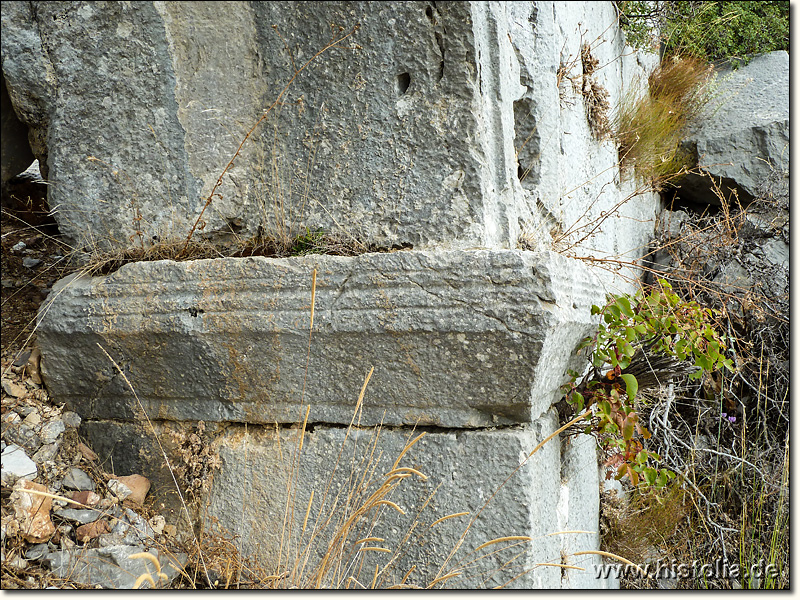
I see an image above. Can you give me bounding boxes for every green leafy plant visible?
[561,279,733,488]
[615,1,789,63]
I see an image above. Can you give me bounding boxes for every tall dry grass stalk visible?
[614,56,713,186]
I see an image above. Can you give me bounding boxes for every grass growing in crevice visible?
[614,55,713,186]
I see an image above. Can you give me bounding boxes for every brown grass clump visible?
[83,229,376,276]
[615,56,713,185]
[581,43,612,140]
[600,486,690,569]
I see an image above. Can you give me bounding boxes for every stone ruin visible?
[1,1,672,588]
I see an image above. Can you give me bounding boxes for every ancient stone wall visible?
[2,1,665,588]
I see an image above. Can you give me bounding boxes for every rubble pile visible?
[1,351,187,589]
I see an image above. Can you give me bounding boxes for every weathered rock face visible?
[37,250,601,429]
[678,51,789,205]
[19,0,668,589]
[2,1,657,257]
[208,417,568,589]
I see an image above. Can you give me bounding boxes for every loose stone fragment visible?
[1,443,37,485]
[10,479,55,543]
[31,442,59,464]
[44,545,188,589]
[116,474,150,506]
[68,490,102,507]
[4,423,42,454]
[107,479,133,501]
[75,519,111,542]
[62,467,94,491]
[22,257,42,269]
[1,379,27,398]
[25,542,52,561]
[76,442,98,462]
[112,507,155,545]
[12,350,31,367]
[53,508,104,524]
[39,420,65,444]
[61,411,81,429]
[148,515,165,536]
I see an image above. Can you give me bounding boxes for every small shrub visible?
[660,1,789,63]
[615,1,789,63]
[560,278,733,488]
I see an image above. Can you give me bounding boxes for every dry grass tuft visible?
[581,43,612,140]
[600,485,690,569]
[614,56,713,186]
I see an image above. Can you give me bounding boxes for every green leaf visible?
[616,296,634,318]
[619,374,638,402]
[643,467,657,486]
[695,354,711,371]
[571,392,585,410]
[591,305,602,315]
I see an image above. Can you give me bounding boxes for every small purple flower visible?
[728,416,736,423]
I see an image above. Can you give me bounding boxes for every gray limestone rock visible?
[3,423,42,455]
[25,542,53,561]
[61,467,95,491]
[0,1,511,251]
[37,250,603,429]
[53,508,104,525]
[61,411,82,429]
[1,1,659,258]
[44,545,188,589]
[112,507,156,545]
[1,443,38,486]
[31,442,59,464]
[679,51,789,205]
[39,419,65,444]
[204,415,565,589]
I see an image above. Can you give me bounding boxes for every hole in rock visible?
[2,160,56,229]
[397,72,411,95]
